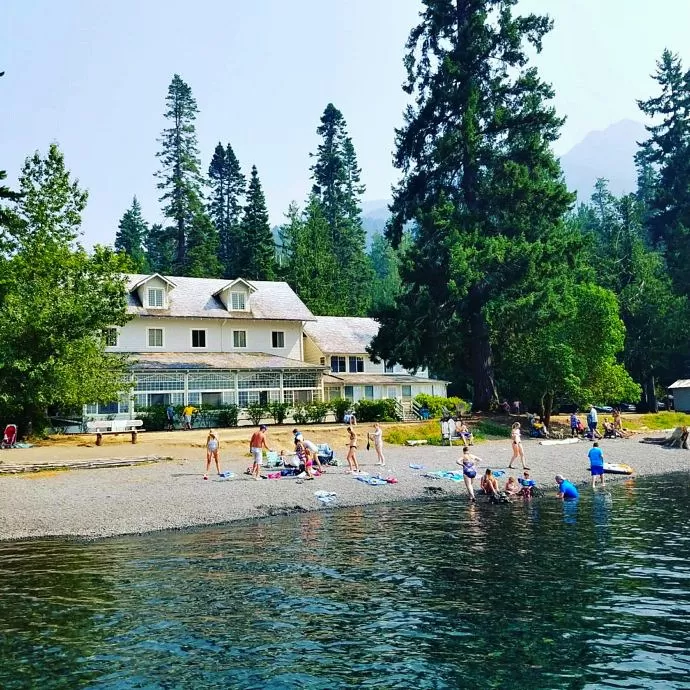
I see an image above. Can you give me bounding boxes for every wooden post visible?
[131,430,138,444]
[96,433,103,446]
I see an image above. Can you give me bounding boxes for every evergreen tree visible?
[208,142,245,277]
[144,223,175,274]
[155,74,204,271]
[185,212,222,278]
[240,166,276,280]
[280,196,340,314]
[369,0,576,410]
[115,196,148,271]
[369,232,403,312]
[636,50,690,296]
[311,103,373,315]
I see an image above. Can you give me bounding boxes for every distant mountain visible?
[361,199,390,245]
[560,119,648,204]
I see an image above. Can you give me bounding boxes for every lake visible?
[1,474,689,689]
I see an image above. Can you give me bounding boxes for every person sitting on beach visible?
[518,470,536,498]
[203,429,221,480]
[603,419,616,439]
[504,475,520,496]
[281,450,303,470]
[456,446,479,502]
[480,469,500,498]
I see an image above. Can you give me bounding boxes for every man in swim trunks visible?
[555,474,579,500]
[588,441,605,488]
[249,424,271,480]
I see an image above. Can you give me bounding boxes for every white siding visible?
[109,318,303,359]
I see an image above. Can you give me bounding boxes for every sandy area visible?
[1,424,688,541]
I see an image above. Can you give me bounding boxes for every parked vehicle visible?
[619,403,637,412]
[595,405,614,413]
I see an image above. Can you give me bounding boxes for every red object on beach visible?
[1,424,17,448]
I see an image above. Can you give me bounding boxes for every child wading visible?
[456,446,479,502]
[588,441,606,488]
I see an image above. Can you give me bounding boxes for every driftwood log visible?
[639,426,689,449]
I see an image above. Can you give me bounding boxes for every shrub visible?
[138,405,169,431]
[475,420,511,438]
[216,404,239,428]
[383,421,444,445]
[414,394,468,418]
[266,401,291,424]
[246,402,267,425]
[293,402,309,425]
[330,398,352,423]
[306,401,330,423]
[354,398,401,422]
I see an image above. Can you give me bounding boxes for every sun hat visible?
[555,474,564,482]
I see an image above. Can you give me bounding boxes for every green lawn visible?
[622,411,690,431]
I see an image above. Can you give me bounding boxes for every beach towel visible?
[314,490,337,504]
[423,470,464,482]
[409,463,425,469]
[540,438,580,446]
[355,475,388,486]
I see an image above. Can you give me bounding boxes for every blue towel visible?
[409,463,425,469]
[355,476,387,486]
[492,470,505,478]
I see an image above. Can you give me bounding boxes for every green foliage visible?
[245,401,266,425]
[330,397,352,423]
[143,223,175,274]
[369,233,403,311]
[310,103,374,315]
[208,142,245,278]
[0,144,131,432]
[240,166,276,280]
[155,74,204,270]
[370,1,576,411]
[184,212,222,277]
[292,402,309,425]
[305,401,330,423]
[353,399,401,422]
[115,196,148,271]
[215,404,239,428]
[138,405,169,431]
[474,420,512,439]
[414,394,467,418]
[383,421,443,446]
[266,401,290,424]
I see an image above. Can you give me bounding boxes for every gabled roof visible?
[212,277,257,297]
[125,274,315,321]
[129,273,177,290]
[669,379,690,389]
[303,316,380,354]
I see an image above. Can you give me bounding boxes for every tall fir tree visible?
[280,197,340,315]
[144,223,175,274]
[115,196,148,271]
[155,74,204,271]
[369,0,576,410]
[636,50,690,297]
[208,142,245,277]
[311,103,373,315]
[185,211,222,278]
[369,232,403,312]
[240,166,276,280]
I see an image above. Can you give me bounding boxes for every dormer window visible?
[148,287,164,308]
[230,291,246,311]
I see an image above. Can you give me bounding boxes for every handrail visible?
[411,399,422,419]
[394,399,404,421]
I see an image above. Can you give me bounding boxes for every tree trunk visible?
[543,392,554,429]
[469,307,498,411]
[645,374,657,413]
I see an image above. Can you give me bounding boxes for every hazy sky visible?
[2,0,690,246]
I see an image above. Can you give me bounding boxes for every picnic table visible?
[86,419,144,445]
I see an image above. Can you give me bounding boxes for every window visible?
[331,356,346,373]
[147,328,164,347]
[365,385,374,400]
[230,291,246,310]
[349,356,364,373]
[103,328,118,347]
[384,361,395,374]
[320,357,326,365]
[326,387,342,401]
[272,331,285,348]
[191,329,206,349]
[147,287,164,308]
[344,385,354,400]
[402,385,412,399]
[233,330,247,348]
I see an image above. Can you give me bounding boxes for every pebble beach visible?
[1,429,688,541]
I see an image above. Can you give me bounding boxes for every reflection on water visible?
[1,475,690,689]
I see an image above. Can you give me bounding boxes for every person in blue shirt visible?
[588,441,606,488]
[555,474,579,500]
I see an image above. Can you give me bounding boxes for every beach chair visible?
[1,424,18,449]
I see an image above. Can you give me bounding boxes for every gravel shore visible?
[1,434,688,540]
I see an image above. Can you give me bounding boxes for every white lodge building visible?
[92,273,446,419]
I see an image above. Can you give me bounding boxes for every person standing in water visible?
[456,446,479,502]
[346,426,360,473]
[509,422,529,470]
[203,429,221,480]
[588,441,606,489]
[368,422,386,466]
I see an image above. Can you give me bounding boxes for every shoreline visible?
[1,434,688,542]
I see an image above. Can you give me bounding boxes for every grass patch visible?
[622,411,690,431]
[383,421,443,446]
[474,420,512,439]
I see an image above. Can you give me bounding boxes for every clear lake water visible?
[1,473,690,689]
